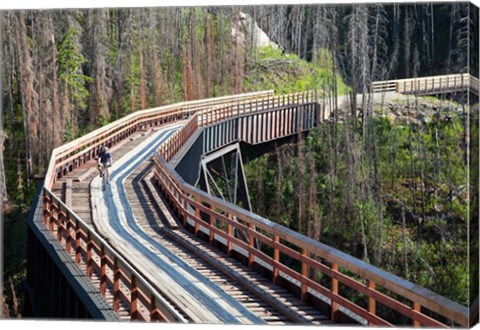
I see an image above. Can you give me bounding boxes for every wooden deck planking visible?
[140,164,331,325]
[50,121,330,325]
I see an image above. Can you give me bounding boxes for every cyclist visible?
[98,145,112,184]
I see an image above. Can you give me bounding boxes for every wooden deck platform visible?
[51,124,331,324]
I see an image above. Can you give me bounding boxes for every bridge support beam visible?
[198,143,252,212]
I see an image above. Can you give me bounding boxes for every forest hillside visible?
[1,3,478,317]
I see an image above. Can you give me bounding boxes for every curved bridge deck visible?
[50,123,331,324]
[32,81,476,327]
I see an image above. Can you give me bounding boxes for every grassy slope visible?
[243,46,349,96]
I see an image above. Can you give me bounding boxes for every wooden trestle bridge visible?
[27,73,478,327]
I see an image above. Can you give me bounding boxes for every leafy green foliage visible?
[244,45,349,96]
[245,106,470,305]
[58,27,93,110]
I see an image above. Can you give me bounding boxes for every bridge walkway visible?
[51,123,332,324]
[51,127,162,320]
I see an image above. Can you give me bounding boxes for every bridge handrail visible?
[44,90,274,190]
[37,83,473,325]
[42,187,188,322]
[152,107,470,327]
[372,73,477,95]
[159,91,316,161]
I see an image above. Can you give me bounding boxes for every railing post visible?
[209,204,215,244]
[42,192,49,226]
[368,280,376,325]
[75,219,81,264]
[131,274,138,321]
[182,197,188,227]
[86,231,93,278]
[248,223,255,268]
[150,294,163,321]
[227,213,233,257]
[273,235,280,285]
[301,249,308,303]
[195,200,201,236]
[412,301,421,327]
[331,263,339,322]
[57,210,64,243]
[49,202,55,233]
[100,245,107,296]
[65,213,72,254]
[113,257,120,313]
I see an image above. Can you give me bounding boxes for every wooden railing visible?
[160,91,315,162]
[39,90,277,321]
[152,93,470,327]
[152,154,469,328]
[197,91,315,127]
[44,90,274,190]
[41,188,186,322]
[372,73,479,95]
[159,114,199,162]
[37,82,473,325]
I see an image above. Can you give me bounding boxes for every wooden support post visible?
[248,223,255,268]
[331,263,339,322]
[150,295,157,321]
[57,211,63,243]
[368,280,376,325]
[209,205,215,245]
[42,194,49,225]
[131,274,138,321]
[49,203,55,233]
[66,214,72,254]
[182,199,188,227]
[75,220,81,264]
[273,235,280,285]
[194,200,201,236]
[86,231,93,278]
[227,213,233,257]
[412,301,421,327]
[301,249,308,303]
[113,258,120,313]
[100,245,107,296]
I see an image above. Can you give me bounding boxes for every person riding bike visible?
[98,145,112,184]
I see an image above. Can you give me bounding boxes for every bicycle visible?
[99,163,109,191]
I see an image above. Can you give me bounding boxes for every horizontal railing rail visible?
[372,73,478,96]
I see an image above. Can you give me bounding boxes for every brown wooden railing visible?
[372,73,479,95]
[160,91,315,162]
[39,90,276,321]
[41,188,186,322]
[152,91,470,327]
[44,90,274,190]
[152,154,470,328]
[37,81,473,325]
